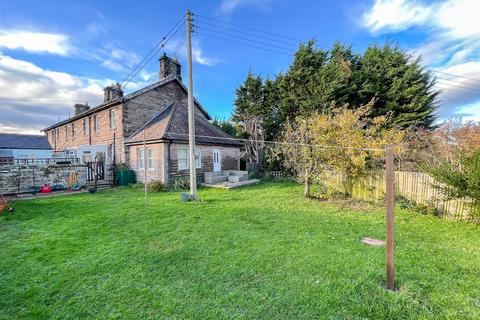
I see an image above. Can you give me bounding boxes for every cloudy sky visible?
[0,0,479,134]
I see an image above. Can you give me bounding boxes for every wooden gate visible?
[87,161,105,182]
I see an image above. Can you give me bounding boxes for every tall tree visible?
[275,41,438,129]
[353,43,438,129]
[232,71,265,165]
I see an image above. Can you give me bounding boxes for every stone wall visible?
[0,164,88,194]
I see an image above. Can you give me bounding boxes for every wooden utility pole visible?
[186,10,197,200]
[385,144,395,290]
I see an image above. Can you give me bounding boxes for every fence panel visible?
[321,170,472,220]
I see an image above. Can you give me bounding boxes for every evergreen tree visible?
[353,43,438,129]
[232,71,265,165]
[211,117,239,138]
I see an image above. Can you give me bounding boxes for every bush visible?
[167,176,190,192]
[424,150,480,221]
[396,195,439,216]
[147,180,165,192]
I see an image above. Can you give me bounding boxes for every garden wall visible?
[0,164,88,195]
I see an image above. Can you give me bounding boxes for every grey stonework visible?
[0,164,88,194]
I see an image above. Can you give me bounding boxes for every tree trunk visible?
[304,179,310,197]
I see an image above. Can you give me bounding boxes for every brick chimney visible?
[159,53,182,80]
[74,102,90,115]
[103,83,124,103]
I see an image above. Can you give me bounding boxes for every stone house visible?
[0,133,52,165]
[42,54,242,184]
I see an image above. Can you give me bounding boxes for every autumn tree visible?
[272,100,404,197]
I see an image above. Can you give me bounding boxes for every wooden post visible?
[385,144,395,290]
[186,10,197,200]
[94,157,98,192]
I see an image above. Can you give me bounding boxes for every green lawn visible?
[0,182,479,319]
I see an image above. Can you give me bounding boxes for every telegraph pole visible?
[186,10,197,200]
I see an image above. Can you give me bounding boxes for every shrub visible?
[424,150,480,221]
[167,176,190,192]
[147,180,165,192]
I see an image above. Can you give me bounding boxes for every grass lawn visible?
[0,182,479,319]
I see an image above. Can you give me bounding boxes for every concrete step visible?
[212,175,228,183]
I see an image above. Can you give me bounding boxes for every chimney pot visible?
[159,53,182,80]
[74,103,90,115]
[103,83,124,103]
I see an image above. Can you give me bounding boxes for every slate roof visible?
[42,75,211,132]
[0,149,14,158]
[0,133,52,150]
[126,102,243,147]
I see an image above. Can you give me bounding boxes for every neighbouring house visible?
[42,53,242,184]
[0,133,52,165]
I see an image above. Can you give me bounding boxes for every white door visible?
[213,149,221,172]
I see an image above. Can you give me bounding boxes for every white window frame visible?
[147,148,154,170]
[137,148,145,170]
[195,148,201,169]
[109,109,116,129]
[177,147,188,170]
[94,115,100,133]
[177,147,201,170]
[83,119,89,135]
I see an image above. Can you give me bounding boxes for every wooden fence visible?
[321,171,473,220]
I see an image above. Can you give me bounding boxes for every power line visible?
[162,131,385,152]
[0,98,103,103]
[195,26,297,53]
[159,32,187,81]
[196,31,293,56]
[194,14,305,44]
[194,12,480,88]
[435,81,480,95]
[120,16,184,88]
[432,70,480,84]
[194,19,301,48]
[121,17,184,89]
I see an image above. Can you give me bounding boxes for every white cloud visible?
[102,60,129,73]
[192,41,219,66]
[362,0,432,33]
[362,0,480,121]
[164,38,220,67]
[362,0,480,40]
[0,53,110,133]
[0,30,70,55]
[433,61,480,120]
[96,43,140,73]
[220,0,272,15]
[436,0,480,39]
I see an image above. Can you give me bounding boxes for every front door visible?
[213,149,221,172]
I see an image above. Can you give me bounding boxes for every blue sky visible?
[0,0,479,134]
